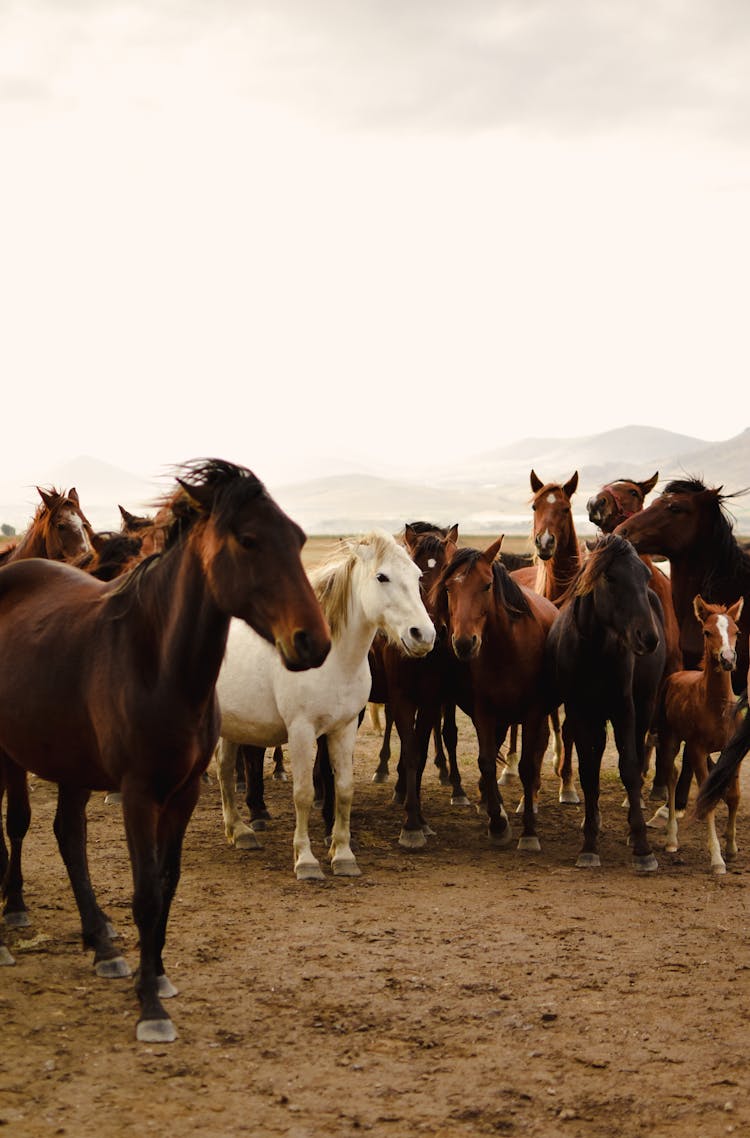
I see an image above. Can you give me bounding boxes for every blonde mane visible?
[309,531,399,642]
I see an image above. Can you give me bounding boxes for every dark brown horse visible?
[0,459,331,1042]
[616,477,750,810]
[431,537,558,852]
[545,535,665,870]
[0,486,94,566]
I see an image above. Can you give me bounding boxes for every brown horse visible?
[0,486,94,565]
[616,477,750,810]
[510,471,583,804]
[0,459,331,1042]
[431,537,557,852]
[657,596,744,873]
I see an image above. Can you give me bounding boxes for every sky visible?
[2,0,749,491]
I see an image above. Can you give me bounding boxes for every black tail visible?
[694,692,749,819]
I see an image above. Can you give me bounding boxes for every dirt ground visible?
[2,711,749,1138]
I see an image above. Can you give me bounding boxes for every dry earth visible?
[2,711,749,1138]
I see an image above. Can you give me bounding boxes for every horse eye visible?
[238,535,258,551]
[483,582,492,592]
[376,573,390,584]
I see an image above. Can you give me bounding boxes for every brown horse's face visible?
[694,596,744,673]
[203,492,331,672]
[403,525,459,611]
[442,541,503,661]
[587,473,658,533]
[530,473,578,561]
[39,489,93,562]
[615,488,716,557]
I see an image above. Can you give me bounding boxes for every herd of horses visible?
[1,460,749,1043]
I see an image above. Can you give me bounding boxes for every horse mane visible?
[309,530,401,642]
[431,547,532,623]
[664,476,750,589]
[557,534,631,606]
[407,531,450,562]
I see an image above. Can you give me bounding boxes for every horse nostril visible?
[410,627,422,642]
[293,629,312,661]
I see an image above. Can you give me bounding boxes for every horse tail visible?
[693,692,749,819]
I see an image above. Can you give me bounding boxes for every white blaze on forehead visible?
[716,614,732,654]
[64,509,91,550]
[427,557,436,569]
[546,492,558,504]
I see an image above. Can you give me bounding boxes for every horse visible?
[616,477,750,811]
[509,471,583,804]
[0,459,331,1043]
[119,503,170,558]
[657,596,744,873]
[430,537,558,852]
[73,530,145,581]
[586,472,682,801]
[694,668,750,840]
[0,486,94,565]
[213,529,435,879]
[545,534,665,870]
[369,522,463,801]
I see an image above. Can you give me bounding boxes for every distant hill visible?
[1,425,748,535]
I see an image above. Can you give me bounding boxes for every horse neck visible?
[699,643,736,709]
[131,537,231,705]
[329,571,382,672]
[6,524,45,561]
[537,529,581,603]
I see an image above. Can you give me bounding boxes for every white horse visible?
[215,530,436,880]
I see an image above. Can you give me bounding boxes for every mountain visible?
[1,425,749,536]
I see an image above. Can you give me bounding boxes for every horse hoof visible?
[712,862,727,876]
[650,784,667,801]
[104,792,123,806]
[398,828,427,851]
[0,946,15,966]
[157,974,179,998]
[450,793,470,807]
[235,781,247,795]
[422,823,437,837]
[273,770,288,782]
[517,835,541,852]
[438,771,452,787]
[296,862,325,882]
[3,910,31,929]
[136,1018,177,1043]
[646,806,669,829]
[498,769,518,785]
[576,852,601,868]
[665,843,679,854]
[371,769,389,784]
[558,788,580,805]
[234,830,262,850]
[95,955,132,979]
[489,825,514,848]
[633,853,659,873]
[249,818,267,832]
[332,857,362,877]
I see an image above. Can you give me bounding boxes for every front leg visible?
[517,707,550,852]
[476,709,512,847]
[288,723,324,880]
[612,701,658,872]
[216,738,261,850]
[325,719,361,876]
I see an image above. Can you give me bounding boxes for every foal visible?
[658,596,744,873]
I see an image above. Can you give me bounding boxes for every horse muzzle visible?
[277,629,332,672]
[452,633,480,661]
[401,623,436,658]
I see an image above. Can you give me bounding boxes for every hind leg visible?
[326,720,361,876]
[216,739,261,850]
[1,757,31,928]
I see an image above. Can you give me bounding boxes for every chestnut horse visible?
[509,471,583,804]
[0,459,331,1042]
[545,535,665,870]
[431,537,558,853]
[616,477,750,810]
[657,596,743,873]
[0,486,93,565]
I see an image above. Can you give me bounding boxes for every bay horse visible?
[586,472,682,802]
[0,486,93,565]
[430,537,558,853]
[694,667,750,842]
[657,596,744,873]
[616,477,750,810]
[0,459,331,1042]
[214,530,435,879]
[509,471,583,804]
[545,535,665,870]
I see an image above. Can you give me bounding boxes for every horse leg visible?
[613,707,658,872]
[691,748,727,874]
[235,750,246,794]
[272,746,287,781]
[216,739,261,850]
[476,711,512,847]
[574,719,606,867]
[674,750,695,814]
[288,725,324,880]
[432,712,450,784]
[124,775,201,1042]
[442,702,468,806]
[372,704,394,784]
[517,709,550,852]
[1,757,31,928]
[557,712,580,804]
[54,783,129,976]
[394,696,431,850]
[657,732,681,854]
[498,723,520,784]
[246,746,272,828]
[724,770,740,864]
[316,736,335,841]
[325,720,361,876]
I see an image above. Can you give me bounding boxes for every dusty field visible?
[2,711,749,1138]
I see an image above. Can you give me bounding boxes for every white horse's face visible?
[357,540,435,657]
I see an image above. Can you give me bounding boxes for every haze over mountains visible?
[1,424,749,537]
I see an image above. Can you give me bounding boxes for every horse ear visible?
[68,488,80,506]
[446,524,459,544]
[403,524,417,550]
[90,531,107,553]
[563,472,579,498]
[483,535,504,564]
[729,597,745,623]
[640,472,659,497]
[119,505,135,526]
[693,594,709,623]
[530,470,543,493]
[175,478,212,514]
[36,486,56,510]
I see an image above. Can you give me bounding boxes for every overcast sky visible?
[2,0,749,490]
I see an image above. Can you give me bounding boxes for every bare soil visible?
[2,711,749,1138]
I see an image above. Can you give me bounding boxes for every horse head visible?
[36,486,93,561]
[587,472,658,533]
[529,471,578,562]
[693,594,744,673]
